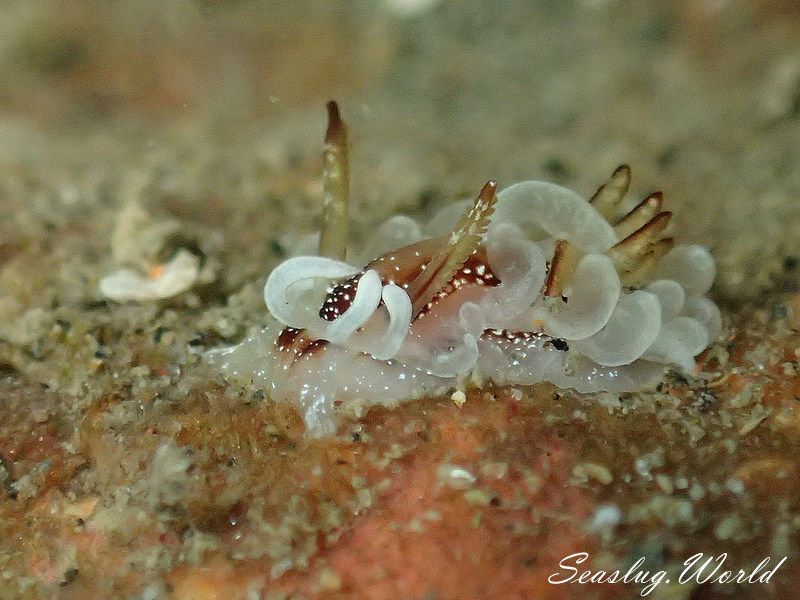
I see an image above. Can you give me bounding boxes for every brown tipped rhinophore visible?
[319,101,350,260]
[324,100,346,146]
[605,181,673,285]
[613,191,663,240]
[406,180,498,317]
[590,164,631,220]
[589,166,677,286]
[620,237,674,286]
[545,166,676,292]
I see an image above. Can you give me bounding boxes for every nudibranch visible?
[207,102,721,436]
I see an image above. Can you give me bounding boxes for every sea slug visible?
[207,103,720,436]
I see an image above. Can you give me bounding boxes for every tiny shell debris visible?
[572,462,613,485]
[437,463,476,489]
[588,504,623,532]
[463,488,494,506]
[99,250,201,302]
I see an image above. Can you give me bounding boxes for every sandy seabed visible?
[2,1,800,598]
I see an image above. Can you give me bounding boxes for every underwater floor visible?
[2,1,800,598]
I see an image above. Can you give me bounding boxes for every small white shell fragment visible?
[99,250,200,302]
[451,390,466,406]
[572,462,613,485]
[437,463,476,489]
[111,196,181,269]
[589,504,623,531]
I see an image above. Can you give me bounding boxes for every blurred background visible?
[1,0,800,306]
[2,5,800,597]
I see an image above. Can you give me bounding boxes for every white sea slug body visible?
[206,103,721,436]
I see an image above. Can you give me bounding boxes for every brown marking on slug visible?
[482,329,550,343]
[590,166,675,287]
[452,250,501,289]
[318,180,498,329]
[544,239,578,298]
[405,181,497,317]
[325,101,346,146]
[416,249,501,318]
[320,272,364,321]
[322,246,501,323]
[318,237,451,325]
[367,236,450,288]
[275,326,328,364]
[481,328,571,351]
